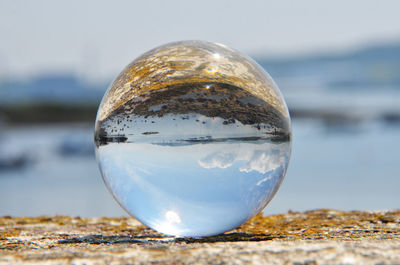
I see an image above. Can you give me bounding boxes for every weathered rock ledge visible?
[1,209,399,264]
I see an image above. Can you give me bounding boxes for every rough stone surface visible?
[1,209,399,264]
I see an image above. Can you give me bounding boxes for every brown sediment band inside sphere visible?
[108,82,289,130]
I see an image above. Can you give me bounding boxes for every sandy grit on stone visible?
[1,209,399,264]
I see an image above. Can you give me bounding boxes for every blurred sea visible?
[0,42,399,217]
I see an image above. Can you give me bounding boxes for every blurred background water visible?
[1,0,399,217]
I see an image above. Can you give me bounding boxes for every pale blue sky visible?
[1,0,399,82]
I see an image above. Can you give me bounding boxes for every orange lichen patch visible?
[236,209,400,240]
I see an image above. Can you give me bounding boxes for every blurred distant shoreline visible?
[0,103,98,125]
[0,42,399,126]
[1,103,399,127]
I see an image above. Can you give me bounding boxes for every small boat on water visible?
[58,135,94,157]
[0,123,32,172]
[0,153,31,172]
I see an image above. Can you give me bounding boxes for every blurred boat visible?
[0,153,31,172]
[58,135,94,157]
[0,121,33,172]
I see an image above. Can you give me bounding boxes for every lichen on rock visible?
[1,210,400,264]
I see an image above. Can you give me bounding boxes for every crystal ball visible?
[95,40,291,237]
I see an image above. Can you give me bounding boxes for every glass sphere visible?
[95,40,291,237]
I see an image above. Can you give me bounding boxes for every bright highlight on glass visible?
[95,40,291,237]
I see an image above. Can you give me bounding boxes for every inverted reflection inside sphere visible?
[94,40,291,237]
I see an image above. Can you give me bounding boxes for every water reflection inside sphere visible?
[95,41,291,237]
